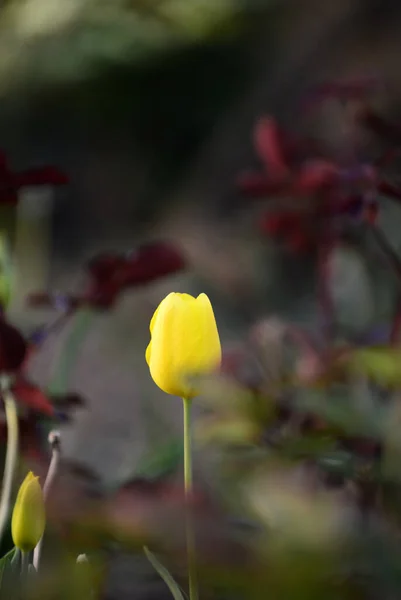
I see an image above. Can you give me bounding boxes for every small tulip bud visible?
[11,472,45,552]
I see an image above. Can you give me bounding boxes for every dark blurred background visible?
[2,2,401,599]
[2,0,401,486]
[3,0,401,260]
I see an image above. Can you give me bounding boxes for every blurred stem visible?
[390,296,401,345]
[33,436,61,570]
[21,551,29,578]
[32,310,73,349]
[370,223,401,281]
[369,224,401,344]
[317,190,339,350]
[49,308,94,395]
[182,397,198,600]
[317,236,336,349]
[141,388,169,449]
[0,386,18,545]
[183,398,193,493]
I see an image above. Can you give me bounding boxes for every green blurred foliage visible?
[0,0,273,92]
[348,346,401,386]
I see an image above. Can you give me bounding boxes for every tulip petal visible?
[145,341,152,365]
[149,293,175,334]
[147,292,221,397]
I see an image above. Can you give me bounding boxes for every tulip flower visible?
[146,292,221,399]
[146,292,221,600]
[11,472,45,552]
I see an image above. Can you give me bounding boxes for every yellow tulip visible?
[146,292,221,398]
[11,472,45,552]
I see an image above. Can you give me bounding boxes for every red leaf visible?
[0,416,47,462]
[364,201,378,225]
[0,319,27,373]
[254,118,289,179]
[86,282,121,309]
[13,379,55,416]
[14,166,68,187]
[259,212,299,235]
[378,180,401,201]
[121,242,186,287]
[358,108,401,145]
[293,160,338,194]
[287,230,313,254]
[237,171,285,197]
[86,243,185,303]
[87,253,124,280]
[336,195,364,216]
[32,243,185,315]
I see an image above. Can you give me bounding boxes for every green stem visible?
[141,389,168,450]
[49,309,94,395]
[183,398,192,494]
[20,551,29,579]
[0,387,18,545]
[182,397,198,600]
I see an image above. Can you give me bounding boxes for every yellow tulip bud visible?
[11,472,45,552]
[146,292,221,398]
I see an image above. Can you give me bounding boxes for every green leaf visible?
[144,546,185,600]
[49,308,94,395]
[347,347,401,386]
[296,389,383,439]
[317,450,355,478]
[279,434,337,461]
[0,547,20,596]
[135,439,183,481]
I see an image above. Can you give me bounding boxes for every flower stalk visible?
[0,381,18,545]
[21,551,29,578]
[49,309,93,395]
[183,397,198,600]
[146,292,221,600]
[33,431,61,571]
